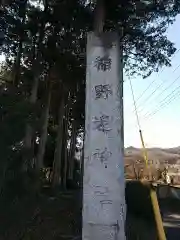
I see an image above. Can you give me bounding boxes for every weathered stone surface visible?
[83,32,126,240]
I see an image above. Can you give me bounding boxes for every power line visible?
[127,50,180,140]
[128,77,149,166]
[135,68,164,103]
[144,92,180,121]
[146,85,180,116]
[129,77,141,130]
[136,69,180,114]
[143,86,180,120]
[135,48,180,104]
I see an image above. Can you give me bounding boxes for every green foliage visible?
[0,0,180,197]
[102,0,179,77]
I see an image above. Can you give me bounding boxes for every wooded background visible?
[0,0,180,200]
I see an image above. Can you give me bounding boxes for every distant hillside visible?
[125,146,180,165]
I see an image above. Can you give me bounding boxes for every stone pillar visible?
[83,32,126,240]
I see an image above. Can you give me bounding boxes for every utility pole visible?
[82,0,126,239]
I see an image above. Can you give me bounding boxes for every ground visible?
[0,183,180,240]
[0,189,81,240]
[161,198,180,239]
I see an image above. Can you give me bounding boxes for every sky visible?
[1,15,180,148]
[124,15,180,148]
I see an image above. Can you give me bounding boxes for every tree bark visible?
[13,1,27,86]
[52,90,65,187]
[94,0,105,34]
[23,71,39,171]
[68,119,77,180]
[62,103,69,189]
[62,93,73,189]
[36,72,52,171]
[80,129,85,188]
[14,40,22,86]
[23,1,47,170]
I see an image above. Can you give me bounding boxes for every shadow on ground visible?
[1,182,179,240]
[159,197,180,240]
[125,181,158,239]
[164,214,180,239]
[0,190,82,240]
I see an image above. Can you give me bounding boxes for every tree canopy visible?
[0,0,179,198]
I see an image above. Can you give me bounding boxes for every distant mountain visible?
[125,146,180,165]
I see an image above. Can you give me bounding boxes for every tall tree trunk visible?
[62,99,70,189]
[36,72,52,171]
[52,90,65,187]
[14,40,22,86]
[23,1,48,170]
[80,129,85,188]
[13,1,27,86]
[23,71,39,171]
[68,119,77,180]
